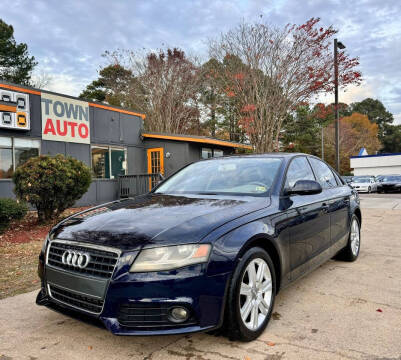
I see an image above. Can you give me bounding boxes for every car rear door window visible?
[332,171,344,186]
[285,156,315,188]
[309,157,337,189]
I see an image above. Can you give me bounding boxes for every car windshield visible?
[355,178,370,183]
[382,176,401,182]
[155,157,283,196]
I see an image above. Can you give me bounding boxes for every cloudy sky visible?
[3,0,401,123]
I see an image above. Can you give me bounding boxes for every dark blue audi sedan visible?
[37,153,361,341]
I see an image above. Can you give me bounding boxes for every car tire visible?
[368,186,371,193]
[224,247,276,342]
[335,215,361,262]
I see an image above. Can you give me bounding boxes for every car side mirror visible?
[286,180,322,196]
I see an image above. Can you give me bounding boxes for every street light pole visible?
[334,38,345,173]
[334,39,339,172]
[321,125,324,161]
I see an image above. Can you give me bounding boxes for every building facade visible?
[0,81,251,206]
[350,153,401,176]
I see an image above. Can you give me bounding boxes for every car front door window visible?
[285,156,315,189]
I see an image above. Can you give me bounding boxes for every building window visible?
[14,138,40,168]
[0,137,40,179]
[201,148,213,159]
[92,147,109,179]
[201,147,224,159]
[111,148,126,178]
[0,137,12,179]
[91,146,126,179]
[213,149,224,157]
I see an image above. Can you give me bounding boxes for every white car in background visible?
[350,176,377,193]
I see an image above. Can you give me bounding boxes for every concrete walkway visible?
[359,194,401,209]
[1,204,400,359]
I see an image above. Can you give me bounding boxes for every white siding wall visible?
[350,155,401,176]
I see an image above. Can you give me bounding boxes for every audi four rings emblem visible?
[61,250,91,269]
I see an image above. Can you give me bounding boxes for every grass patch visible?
[0,240,42,299]
[0,206,90,300]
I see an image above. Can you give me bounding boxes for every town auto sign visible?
[41,93,90,144]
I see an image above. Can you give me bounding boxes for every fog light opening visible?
[168,306,189,323]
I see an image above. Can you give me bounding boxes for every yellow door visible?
[147,148,164,189]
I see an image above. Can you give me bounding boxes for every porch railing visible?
[118,173,164,198]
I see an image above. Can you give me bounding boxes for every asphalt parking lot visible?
[1,195,400,360]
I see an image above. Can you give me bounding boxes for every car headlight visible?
[130,244,212,272]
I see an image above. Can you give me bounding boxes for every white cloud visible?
[393,113,401,124]
[45,73,90,97]
[314,83,375,108]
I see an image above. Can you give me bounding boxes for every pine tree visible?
[0,19,37,85]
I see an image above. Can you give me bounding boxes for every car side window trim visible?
[280,155,317,195]
[325,162,345,187]
[331,169,344,186]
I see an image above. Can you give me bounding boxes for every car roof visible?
[208,152,308,160]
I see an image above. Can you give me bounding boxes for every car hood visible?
[381,182,401,185]
[51,194,271,251]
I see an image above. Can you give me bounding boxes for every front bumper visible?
[37,257,229,335]
[352,186,370,192]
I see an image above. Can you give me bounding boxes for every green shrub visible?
[13,154,91,222]
[0,198,28,233]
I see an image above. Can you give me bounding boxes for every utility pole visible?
[334,38,345,173]
[321,125,324,161]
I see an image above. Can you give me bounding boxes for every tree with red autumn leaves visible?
[81,18,361,147]
[209,18,361,152]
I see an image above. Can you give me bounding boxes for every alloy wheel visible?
[239,258,272,331]
[350,219,360,256]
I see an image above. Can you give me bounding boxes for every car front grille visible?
[117,303,196,328]
[47,241,119,279]
[48,284,104,314]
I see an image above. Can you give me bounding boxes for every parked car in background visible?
[377,175,401,193]
[350,176,377,193]
[36,153,361,341]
